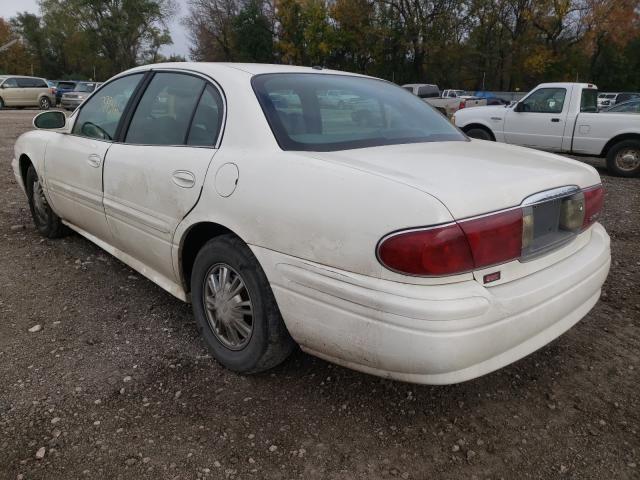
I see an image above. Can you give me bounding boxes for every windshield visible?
[74,83,97,93]
[252,73,465,152]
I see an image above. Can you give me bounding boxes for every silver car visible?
[60,82,101,110]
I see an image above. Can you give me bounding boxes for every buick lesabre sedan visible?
[12,63,610,384]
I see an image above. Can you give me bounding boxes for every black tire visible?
[39,97,51,110]
[606,140,640,177]
[465,127,494,141]
[25,165,67,238]
[0,97,4,109]
[191,234,295,374]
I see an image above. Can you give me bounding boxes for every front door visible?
[103,72,225,282]
[44,73,144,242]
[503,86,570,151]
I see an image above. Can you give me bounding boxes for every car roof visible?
[124,62,363,79]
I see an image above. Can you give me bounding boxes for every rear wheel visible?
[25,165,67,238]
[39,97,51,110]
[465,127,494,141]
[191,235,295,374]
[606,140,640,177]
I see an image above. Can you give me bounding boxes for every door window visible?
[126,73,205,145]
[186,84,224,146]
[72,73,143,141]
[3,78,18,88]
[521,88,566,113]
[580,89,598,113]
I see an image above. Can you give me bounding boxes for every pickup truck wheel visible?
[191,235,295,374]
[25,166,68,238]
[607,140,640,177]
[465,127,494,141]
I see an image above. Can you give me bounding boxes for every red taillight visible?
[582,185,604,229]
[378,224,474,276]
[459,209,523,269]
[378,185,603,277]
[458,101,466,110]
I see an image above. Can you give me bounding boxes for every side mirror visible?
[0,84,5,89]
[33,111,66,129]
[513,102,524,112]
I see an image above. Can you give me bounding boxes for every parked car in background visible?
[597,93,618,109]
[453,82,640,176]
[13,63,609,385]
[0,75,55,110]
[442,89,466,98]
[403,83,486,117]
[614,92,640,105]
[60,81,101,110]
[318,89,360,109]
[52,80,79,105]
[603,99,640,114]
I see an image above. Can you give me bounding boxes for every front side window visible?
[521,88,567,113]
[126,73,205,145]
[2,78,18,88]
[73,73,143,140]
[253,74,465,152]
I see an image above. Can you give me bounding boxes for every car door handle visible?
[172,170,195,188]
[87,154,102,168]
[551,118,561,122]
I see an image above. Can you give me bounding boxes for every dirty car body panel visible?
[13,63,610,384]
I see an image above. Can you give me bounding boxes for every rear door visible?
[503,86,570,151]
[102,71,225,282]
[1,77,21,105]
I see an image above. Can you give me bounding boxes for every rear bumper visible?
[252,223,610,384]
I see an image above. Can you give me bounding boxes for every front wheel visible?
[39,97,51,110]
[25,165,67,238]
[606,140,640,177]
[191,235,295,374]
[464,127,494,141]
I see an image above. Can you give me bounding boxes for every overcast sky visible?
[0,0,191,58]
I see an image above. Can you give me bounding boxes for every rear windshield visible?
[581,89,598,112]
[74,83,97,92]
[252,73,465,152]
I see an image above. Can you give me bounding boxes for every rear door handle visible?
[551,118,560,123]
[172,170,195,188]
[87,154,102,167]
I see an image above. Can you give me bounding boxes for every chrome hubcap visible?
[616,148,640,172]
[32,180,49,225]
[203,264,253,350]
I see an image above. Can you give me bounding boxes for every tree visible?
[0,17,32,75]
[232,0,275,62]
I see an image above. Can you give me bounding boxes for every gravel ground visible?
[0,109,638,480]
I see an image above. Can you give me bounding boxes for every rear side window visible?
[580,89,598,113]
[2,78,18,88]
[126,73,205,146]
[17,78,47,88]
[186,85,224,146]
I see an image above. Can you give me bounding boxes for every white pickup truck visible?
[403,84,486,117]
[453,82,640,176]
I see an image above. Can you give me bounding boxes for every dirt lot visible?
[0,109,638,480]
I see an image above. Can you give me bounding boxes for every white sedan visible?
[12,63,610,384]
